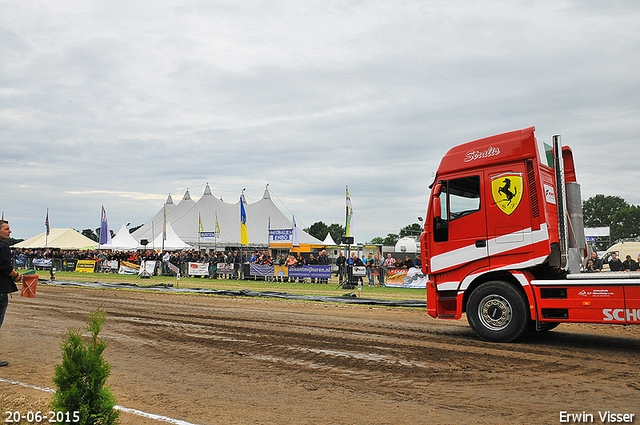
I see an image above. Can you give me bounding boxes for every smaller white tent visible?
[108,224,140,250]
[322,233,337,246]
[150,220,191,251]
[14,228,98,250]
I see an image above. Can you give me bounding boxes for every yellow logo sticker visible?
[491,172,523,215]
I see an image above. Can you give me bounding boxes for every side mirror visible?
[433,183,442,196]
[433,197,441,219]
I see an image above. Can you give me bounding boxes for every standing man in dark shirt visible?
[232,251,240,280]
[336,252,346,283]
[317,250,329,284]
[622,255,639,271]
[608,252,624,272]
[0,220,21,367]
[588,251,602,272]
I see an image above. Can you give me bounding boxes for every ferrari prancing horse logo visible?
[491,172,523,215]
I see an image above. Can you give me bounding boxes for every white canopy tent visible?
[14,228,98,250]
[108,224,140,251]
[149,220,190,251]
[322,232,337,246]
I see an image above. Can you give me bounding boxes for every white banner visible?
[269,229,292,243]
[104,260,119,271]
[33,259,52,268]
[384,267,428,288]
[199,232,218,238]
[217,263,234,273]
[119,264,138,275]
[168,262,180,275]
[138,260,156,276]
[352,266,366,277]
[188,262,209,276]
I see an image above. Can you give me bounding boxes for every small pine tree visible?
[51,308,119,425]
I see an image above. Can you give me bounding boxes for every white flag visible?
[292,216,299,247]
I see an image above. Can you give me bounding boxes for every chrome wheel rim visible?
[477,294,512,331]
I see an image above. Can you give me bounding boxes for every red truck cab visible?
[421,127,639,342]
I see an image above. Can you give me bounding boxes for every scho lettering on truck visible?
[602,309,640,322]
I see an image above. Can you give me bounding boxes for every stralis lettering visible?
[463,146,500,162]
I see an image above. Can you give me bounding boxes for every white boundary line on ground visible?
[0,378,200,425]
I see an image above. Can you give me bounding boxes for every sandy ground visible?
[1,284,639,425]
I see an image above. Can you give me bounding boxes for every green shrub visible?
[50,308,119,424]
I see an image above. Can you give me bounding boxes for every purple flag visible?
[100,205,111,245]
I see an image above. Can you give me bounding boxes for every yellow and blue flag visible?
[345,186,353,237]
[240,196,248,245]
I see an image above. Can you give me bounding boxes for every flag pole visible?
[240,190,248,247]
[162,205,166,251]
[345,186,350,238]
[98,205,102,251]
[45,208,49,249]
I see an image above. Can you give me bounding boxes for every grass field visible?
[21,269,427,301]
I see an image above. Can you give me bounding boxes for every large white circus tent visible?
[242,188,320,246]
[132,185,322,249]
[170,184,235,247]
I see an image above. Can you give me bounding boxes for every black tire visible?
[467,281,530,343]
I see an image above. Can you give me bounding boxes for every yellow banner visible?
[75,260,96,273]
[274,265,288,277]
[121,261,140,270]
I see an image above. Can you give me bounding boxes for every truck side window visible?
[448,176,481,220]
[434,182,448,242]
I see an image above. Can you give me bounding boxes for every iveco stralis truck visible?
[420,127,640,342]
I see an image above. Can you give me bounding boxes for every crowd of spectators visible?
[10,247,420,284]
[585,251,640,272]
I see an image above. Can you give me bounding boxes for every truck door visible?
[484,163,534,265]
[429,174,489,275]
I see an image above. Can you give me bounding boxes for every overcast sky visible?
[1,0,639,244]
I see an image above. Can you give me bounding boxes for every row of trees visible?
[368,223,422,246]
[303,221,423,246]
[303,222,345,244]
[583,194,640,250]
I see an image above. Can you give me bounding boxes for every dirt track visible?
[1,284,639,424]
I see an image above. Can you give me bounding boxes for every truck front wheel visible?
[467,281,529,342]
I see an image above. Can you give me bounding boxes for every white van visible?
[600,241,640,271]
